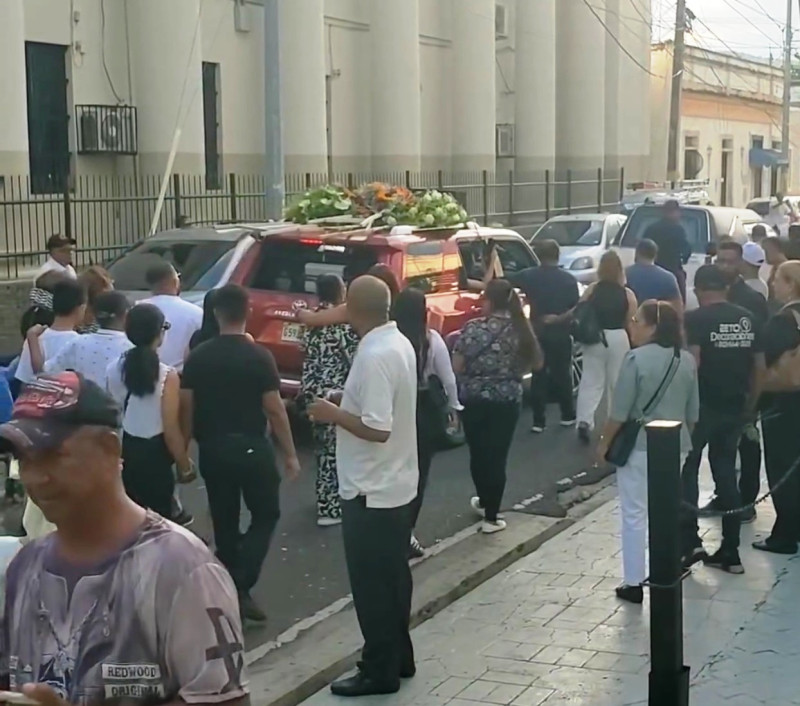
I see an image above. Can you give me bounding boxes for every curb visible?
[247,476,616,706]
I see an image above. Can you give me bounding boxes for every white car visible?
[529,213,627,284]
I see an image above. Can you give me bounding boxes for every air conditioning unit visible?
[495,3,509,39]
[77,105,138,155]
[496,124,515,158]
[234,0,251,32]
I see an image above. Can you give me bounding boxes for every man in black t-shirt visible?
[680,265,764,575]
[510,239,579,432]
[181,284,301,624]
[642,200,692,302]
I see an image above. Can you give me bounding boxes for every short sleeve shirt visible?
[453,313,523,403]
[685,302,762,412]
[624,263,680,303]
[44,330,133,387]
[509,266,579,333]
[1,514,247,705]
[182,335,280,440]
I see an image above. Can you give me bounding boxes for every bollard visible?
[645,420,690,706]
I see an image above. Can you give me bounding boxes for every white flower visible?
[334,199,351,211]
[387,215,398,226]
[320,198,331,206]
[446,202,459,212]
[408,206,419,217]
[458,208,468,220]
[434,207,446,220]
[299,199,311,208]
[423,214,435,226]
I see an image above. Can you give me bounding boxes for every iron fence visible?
[0,168,625,280]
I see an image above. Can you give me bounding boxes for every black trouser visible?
[674,267,687,303]
[530,331,575,427]
[198,434,281,593]
[680,406,742,554]
[122,433,175,519]
[462,399,520,522]
[762,404,800,549]
[409,426,436,530]
[738,430,762,507]
[342,496,414,686]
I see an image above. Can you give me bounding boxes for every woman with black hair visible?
[106,303,193,518]
[597,301,699,604]
[453,279,543,534]
[190,290,221,351]
[393,287,461,557]
[301,274,359,526]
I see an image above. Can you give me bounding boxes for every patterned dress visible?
[301,305,359,519]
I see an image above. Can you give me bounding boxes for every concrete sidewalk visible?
[300,473,800,706]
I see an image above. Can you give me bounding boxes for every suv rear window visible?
[617,207,709,253]
[107,239,236,291]
[249,240,380,294]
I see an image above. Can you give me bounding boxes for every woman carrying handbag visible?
[596,301,699,604]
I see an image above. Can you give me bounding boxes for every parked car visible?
[530,213,627,283]
[106,223,284,304]
[612,204,763,309]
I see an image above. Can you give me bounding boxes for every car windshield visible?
[746,201,770,217]
[248,239,381,294]
[534,220,604,247]
[616,207,708,253]
[107,239,236,291]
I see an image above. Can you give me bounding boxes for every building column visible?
[0,0,29,175]
[281,0,328,175]
[556,0,607,175]
[604,0,621,181]
[515,0,556,174]
[128,0,205,175]
[620,0,652,180]
[451,0,496,173]
[370,0,421,172]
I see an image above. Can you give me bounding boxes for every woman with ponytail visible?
[452,279,543,534]
[106,303,193,518]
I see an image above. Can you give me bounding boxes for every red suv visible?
[226,221,539,398]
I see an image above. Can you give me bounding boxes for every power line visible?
[715,0,781,43]
[725,0,783,28]
[580,0,658,76]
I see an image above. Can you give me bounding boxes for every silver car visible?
[529,213,628,284]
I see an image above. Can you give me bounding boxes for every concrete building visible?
[650,43,785,206]
[0,0,653,184]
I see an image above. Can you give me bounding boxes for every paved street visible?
[301,465,796,706]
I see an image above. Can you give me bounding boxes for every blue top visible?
[625,263,680,304]
[0,371,13,424]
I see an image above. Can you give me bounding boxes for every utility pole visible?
[667,0,687,183]
[782,0,793,192]
[264,0,285,221]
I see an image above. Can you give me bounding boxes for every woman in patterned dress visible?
[301,274,359,526]
[452,279,542,534]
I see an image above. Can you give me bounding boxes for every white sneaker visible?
[470,497,505,520]
[560,418,577,427]
[317,517,342,527]
[481,519,507,534]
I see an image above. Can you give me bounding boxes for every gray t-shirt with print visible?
[1,514,248,705]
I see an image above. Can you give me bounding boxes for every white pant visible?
[576,328,630,430]
[617,449,687,586]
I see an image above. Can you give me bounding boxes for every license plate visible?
[282,322,305,343]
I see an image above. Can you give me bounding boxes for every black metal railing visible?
[0,168,625,279]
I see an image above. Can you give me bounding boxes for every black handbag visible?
[604,350,680,467]
[571,300,607,347]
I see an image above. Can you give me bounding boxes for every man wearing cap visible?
[741,241,768,299]
[36,235,77,281]
[0,372,249,706]
[680,265,764,575]
[641,200,692,302]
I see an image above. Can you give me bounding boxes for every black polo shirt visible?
[642,219,692,274]
[728,277,769,325]
[510,265,580,336]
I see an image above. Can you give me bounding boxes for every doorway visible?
[720,139,733,207]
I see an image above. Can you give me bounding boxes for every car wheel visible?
[441,412,466,449]
[572,341,583,397]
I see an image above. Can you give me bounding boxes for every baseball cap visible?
[46,234,76,251]
[693,264,729,292]
[742,241,766,267]
[0,372,120,454]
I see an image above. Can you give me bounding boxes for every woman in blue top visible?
[453,279,542,534]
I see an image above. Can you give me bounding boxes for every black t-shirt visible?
[728,278,769,325]
[181,335,280,440]
[760,303,800,411]
[642,220,692,274]
[685,301,762,412]
[509,265,579,335]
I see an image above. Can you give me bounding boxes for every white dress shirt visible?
[15,329,80,384]
[424,329,463,410]
[336,322,419,509]
[140,295,203,371]
[35,257,77,280]
[44,329,133,386]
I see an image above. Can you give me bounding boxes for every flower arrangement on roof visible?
[284,182,468,229]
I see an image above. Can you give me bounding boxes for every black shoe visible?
[238,592,268,623]
[740,507,757,524]
[698,496,721,517]
[752,538,797,555]
[704,549,744,575]
[408,535,425,559]
[615,584,643,604]
[330,673,400,697]
[681,546,707,570]
[577,422,591,445]
[172,509,194,527]
[400,665,416,679]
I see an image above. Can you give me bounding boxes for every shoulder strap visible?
[642,350,680,416]
[463,320,512,364]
